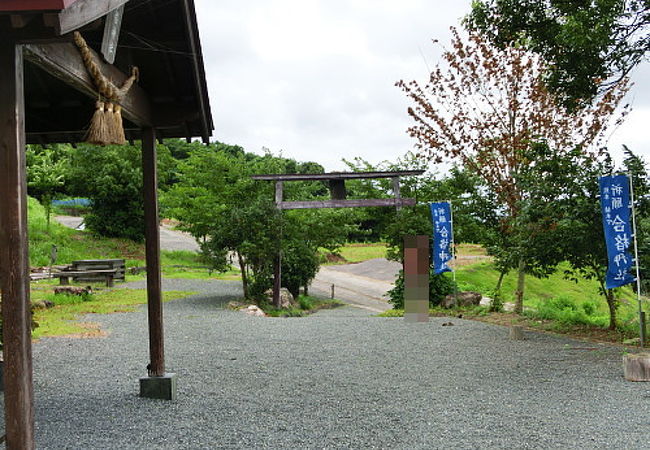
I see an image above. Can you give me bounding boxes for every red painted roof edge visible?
[0,0,79,12]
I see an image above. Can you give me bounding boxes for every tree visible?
[397,29,628,313]
[515,144,650,330]
[67,143,175,241]
[163,145,355,300]
[466,0,649,108]
[26,145,69,231]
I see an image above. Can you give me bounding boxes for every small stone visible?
[240,305,265,317]
[440,291,482,309]
[264,288,296,308]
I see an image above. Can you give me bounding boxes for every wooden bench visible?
[52,269,117,287]
[70,259,126,283]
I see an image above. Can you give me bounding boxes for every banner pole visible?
[628,173,645,347]
[448,200,459,307]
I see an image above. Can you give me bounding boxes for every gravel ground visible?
[16,279,650,448]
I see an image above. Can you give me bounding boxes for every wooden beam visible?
[0,0,78,12]
[279,198,416,210]
[252,170,425,182]
[181,0,213,142]
[9,15,34,29]
[142,127,165,378]
[0,41,35,450]
[23,42,153,127]
[56,0,130,35]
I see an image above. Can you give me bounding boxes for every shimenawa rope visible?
[73,31,139,145]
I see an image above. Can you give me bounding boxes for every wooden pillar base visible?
[623,353,650,382]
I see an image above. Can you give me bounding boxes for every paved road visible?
[310,258,400,312]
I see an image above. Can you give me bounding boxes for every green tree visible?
[514,144,648,330]
[466,0,649,108]
[26,145,69,231]
[163,145,354,300]
[67,143,175,241]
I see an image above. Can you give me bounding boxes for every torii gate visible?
[251,170,425,307]
[0,1,212,447]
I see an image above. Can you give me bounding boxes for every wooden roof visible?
[1,0,213,144]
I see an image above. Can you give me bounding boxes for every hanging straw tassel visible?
[111,104,127,145]
[73,32,140,146]
[86,101,110,145]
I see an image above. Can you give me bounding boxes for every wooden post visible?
[273,181,283,308]
[392,177,401,211]
[329,179,347,200]
[0,41,35,450]
[275,181,283,206]
[142,127,165,377]
[273,252,281,308]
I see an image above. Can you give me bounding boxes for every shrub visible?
[298,296,314,310]
[388,269,457,309]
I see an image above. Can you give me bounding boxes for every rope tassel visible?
[73,31,139,146]
[86,101,110,145]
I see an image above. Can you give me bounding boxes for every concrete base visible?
[404,312,429,323]
[139,373,177,400]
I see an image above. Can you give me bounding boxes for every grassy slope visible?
[457,261,641,328]
[29,197,238,279]
[28,197,144,267]
[26,197,230,338]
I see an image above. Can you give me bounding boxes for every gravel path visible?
[20,279,650,448]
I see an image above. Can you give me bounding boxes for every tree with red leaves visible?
[397,28,629,313]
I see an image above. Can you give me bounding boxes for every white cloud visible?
[195,0,650,171]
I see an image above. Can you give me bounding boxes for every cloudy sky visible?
[194,0,649,171]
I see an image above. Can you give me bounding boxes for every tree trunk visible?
[44,195,52,233]
[495,270,506,292]
[514,257,525,314]
[237,250,249,299]
[606,289,618,330]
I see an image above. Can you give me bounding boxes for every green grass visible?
[31,281,195,338]
[383,259,647,337]
[455,261,640,325]
[321,243,387,265]
[129,250,241,281]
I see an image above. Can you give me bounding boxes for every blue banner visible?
[430,202,453,274]
[599,175,636,289]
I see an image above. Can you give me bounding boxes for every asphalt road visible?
[310,259,400,312]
